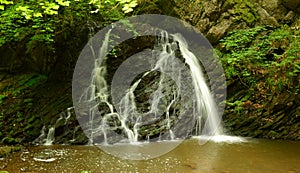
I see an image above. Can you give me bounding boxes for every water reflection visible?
[100,140,182,160]
[0,138,299,172]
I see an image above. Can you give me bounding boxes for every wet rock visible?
[0,45,22,73]
[281,0,300,10]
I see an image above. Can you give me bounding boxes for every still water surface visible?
[1,138,299,173]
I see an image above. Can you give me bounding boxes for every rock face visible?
[0,0,300,145]
[0,74,88,145]
[223,90,300,140]
[160,0,299,44]
[159,0,300,140]
[281,0,300,11]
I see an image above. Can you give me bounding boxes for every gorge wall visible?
[0,0,299,145]
[161,0,300,139]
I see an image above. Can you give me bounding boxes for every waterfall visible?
[172,34,221,135]
[44,127,55,146]
[78,28,222,144]
[33,107,76,145]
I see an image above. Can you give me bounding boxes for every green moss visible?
[253,129,263,137]
[1,137,18,145]
[0,145,22,158]
[247,116,256,122]
[226,100,244,113]
[281,130,288,136]
[268,130,278,138]
[24,75,47,87]
[261,122,273,129]
[17,74,35,86]
[228,0,259,24]
[0,94,6,104]
[12,74,47,96]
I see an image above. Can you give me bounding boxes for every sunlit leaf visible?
[90,9,99,13]
[55,0,71,6]
[16,6,29,11]
[122,3,136,13]
[129,1,137,7]
[52,4,60,10]
[33,12,43,17]
[0,0,13,5]
[25,14,31,20]
[14,32,19,37]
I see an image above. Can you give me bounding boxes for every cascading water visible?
[44,127,55,146]
[172,34,221,136]
[77,28,222,145]
[33,107,76,145]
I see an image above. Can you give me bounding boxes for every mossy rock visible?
[227,0,259,24]
[1,137,19,145]
[0,145,22,158]
[240,116,256,127]
[267,130,278,138]
[252,129,263,137]
[261,122,273,129]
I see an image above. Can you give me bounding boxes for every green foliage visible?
[0,94,6,104]
[264,26,300,93]
[227,100,244,113]
[1,0,69,52]
[220,26,268,86]
[0,0,13,10]
[0,0,138,57]
[12,74,47,96]
[88,0,137,14]
[221,26,267,51]
[220,25,300,93]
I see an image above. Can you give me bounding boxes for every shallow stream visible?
[1,138,299,173]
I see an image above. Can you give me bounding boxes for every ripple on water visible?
[1,139,300,172]
[33,148,69,162]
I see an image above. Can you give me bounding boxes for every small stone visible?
[182,162,197,169]
[287,102,293,106]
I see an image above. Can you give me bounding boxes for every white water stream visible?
[78,29,222,144]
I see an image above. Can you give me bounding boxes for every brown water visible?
[1,138,299,173]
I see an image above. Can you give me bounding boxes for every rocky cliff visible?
[0,0,299,145]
